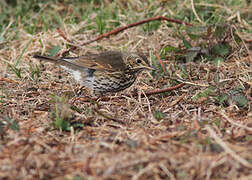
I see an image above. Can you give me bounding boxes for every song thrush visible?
[33,51,153,94]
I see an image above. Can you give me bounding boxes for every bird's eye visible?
[136,58,142,63]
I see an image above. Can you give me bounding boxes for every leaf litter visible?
[0,1,252,179]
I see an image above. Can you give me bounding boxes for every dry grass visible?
[0,0,252,179]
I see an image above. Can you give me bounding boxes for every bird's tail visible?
[33,54,85,72]
[33,55,59,63]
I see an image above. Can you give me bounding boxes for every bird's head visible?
[124,53,154,73]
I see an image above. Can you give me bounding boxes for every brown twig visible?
[77,83,185,102]
[62,16,193,55]
[81,16,193,46]
[154,52,166,73]
[0,78,19,84]
[83,156,92,175]
[57,28,72,43]
[141,83,185,96]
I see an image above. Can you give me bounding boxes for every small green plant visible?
[95,13,106,34]
[192,86,216,101]
[10,65,22,79]
[0,95,3,103]
[50,95,72,131]
[192,85,249,109]
[0,88,8,103]
[8,38,32,79]
[49,45,61,57]
[29,63,41,80]
[0,116,19,139]
[162,25,240,65]
[15,38,32,67]
[143,20,161,34]
[73,176,84,180]
[228,87,249,109]
[154,110,166,121]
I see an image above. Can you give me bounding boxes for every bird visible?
[33,51,154,94]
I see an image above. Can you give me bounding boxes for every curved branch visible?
[61,16,193,55]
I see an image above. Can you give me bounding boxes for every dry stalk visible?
[206,126,252,168]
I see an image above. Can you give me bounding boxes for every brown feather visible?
[61,51,127,71]
[33,51,128,72]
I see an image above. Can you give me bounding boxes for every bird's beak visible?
[133,66,154,71]
[145,66,155,71]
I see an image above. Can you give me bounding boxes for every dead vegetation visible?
[0,0,251,179]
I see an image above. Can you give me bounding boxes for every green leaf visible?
[216,93,229,106]
[154,110,166,120]
[72,123,84,129]
[95,14,106,34]
[162,45,181,53]
[73,176,83,180]
[71,105,82,113]
[214,25,226,39]
[10,65,22,79]
[2,117,20,131]
[0,36,5,42]
[182,38,192,49]
[233,33,242,44]
[192,86,216,101]
[8,119,20,131]
[49,45,61,57]
[29,64,41,80]
[211,43,231,57]
[55,117,70,131]
[213,57,224,65]
[177,171,188,179]
[51,94,73,131]
[187,33,201,40]
[229,88,248,108]
[14,38,32,67]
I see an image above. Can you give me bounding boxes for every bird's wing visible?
[62,51,126,72]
